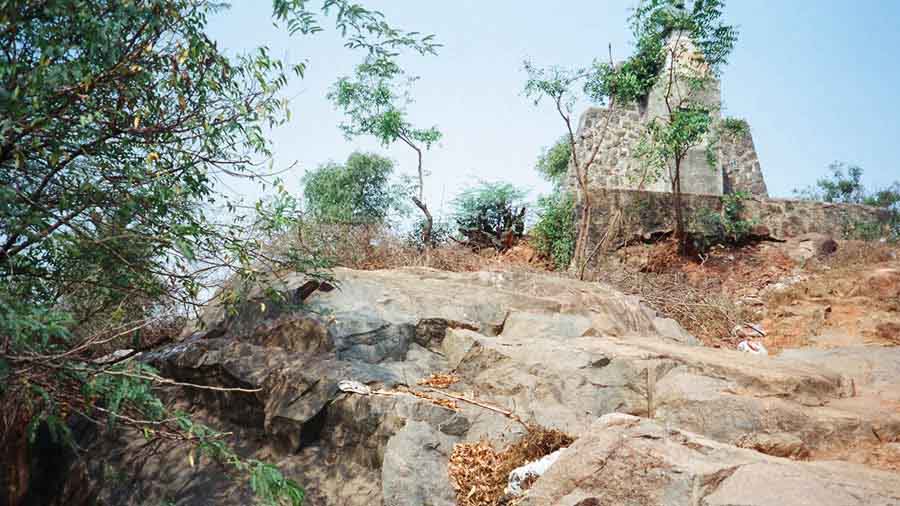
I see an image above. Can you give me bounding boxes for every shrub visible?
[794,162,867,204]
[301,152,407,224]
[453,182,527,251]
[721,117,750,137]
[690,191,755,253]
[406,217,453,250]
[795,163,900,241]
[531,192,576,270]
[535,137,571,187]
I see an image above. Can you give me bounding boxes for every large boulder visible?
[519,414,900,506]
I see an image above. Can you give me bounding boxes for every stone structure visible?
[568,31,893,248]
[580,187,893,250]
[568,31,768,197]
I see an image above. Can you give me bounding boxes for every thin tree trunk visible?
[400,135,432,248]
[2,427,29,506]
[412,195,432,248]
[672,158,687,255]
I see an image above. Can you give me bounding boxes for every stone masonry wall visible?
[578,188,892,267]
[569,106,769,198]
[567,103,647,193]
[567,32,768,198]
[720,129,768,196]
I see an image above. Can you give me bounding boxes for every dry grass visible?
[407,388,459,410]
[417,372,461,389]
[448,425,574,506]
[276,222,550,273]
[822,240,896,270]
[596,267,749,345]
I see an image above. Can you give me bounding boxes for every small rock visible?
[735,432,810,459]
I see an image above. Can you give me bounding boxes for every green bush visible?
[720,117,750,137]
[453,182,527,251]
[302,152,407,224]
[795,162,900,241]
[531,192,576,270]
[406,217,453,250]
[794,162,867,204]
[690,191,755,253]
[535,137,572,187]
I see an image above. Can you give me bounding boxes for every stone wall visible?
[569,106,769,198]
[566,32,769,198]
[578,188,892,266]
[567,103,647,192]
[720,129,768,196]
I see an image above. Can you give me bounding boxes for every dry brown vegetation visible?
[448,425,574,506]
[273,221,899,354]
[596,267,749,345]
[603,237,900,353]
[417,373,461,389]
[276,222,551,272]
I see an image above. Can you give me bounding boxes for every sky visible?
[207,1,900,216]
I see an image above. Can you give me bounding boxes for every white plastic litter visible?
[737,340,768,356]
[337,380,372,395]
[504,448,565,496]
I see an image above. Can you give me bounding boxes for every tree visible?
[795,163,900,240]
[0,1,436,504]
[535,137,572,187]
[328,57,442,245]
[625,0,738,254]
[301,152,406,224]
[452,182,527,251]
[523,60,618,278]
[794,162,867,204]
[530,136,576,270]
[530,192,576,270]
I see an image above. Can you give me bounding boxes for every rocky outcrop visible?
[519,414,900,506]
[70,267,900,505]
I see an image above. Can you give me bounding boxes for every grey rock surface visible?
[519,414,900,506]
[72,267,900,506]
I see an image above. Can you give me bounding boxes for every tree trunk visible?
[574,191,592,279]
[412,196,433,248]
[672,158,687,255]
[407,138,432,249]
[2,427,30,506]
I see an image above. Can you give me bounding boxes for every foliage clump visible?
[794,162,900,240]
[531,192,577,270]
[0,0,438,503]
[453,182,527,251]
[535,137,572,186]
[691,191,756,253]
[720,117,750,137]
[301,152,408,224]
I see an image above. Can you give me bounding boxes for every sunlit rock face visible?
[60,267,900,506]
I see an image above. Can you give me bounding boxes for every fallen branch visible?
[423,387,528,428]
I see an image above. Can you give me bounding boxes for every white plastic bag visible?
[505,448,565,496]
[737,340,768,356]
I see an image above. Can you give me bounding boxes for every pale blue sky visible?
[208,1,900,214]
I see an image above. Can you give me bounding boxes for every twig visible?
[422,388,529,428]
[97,369,262,393]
